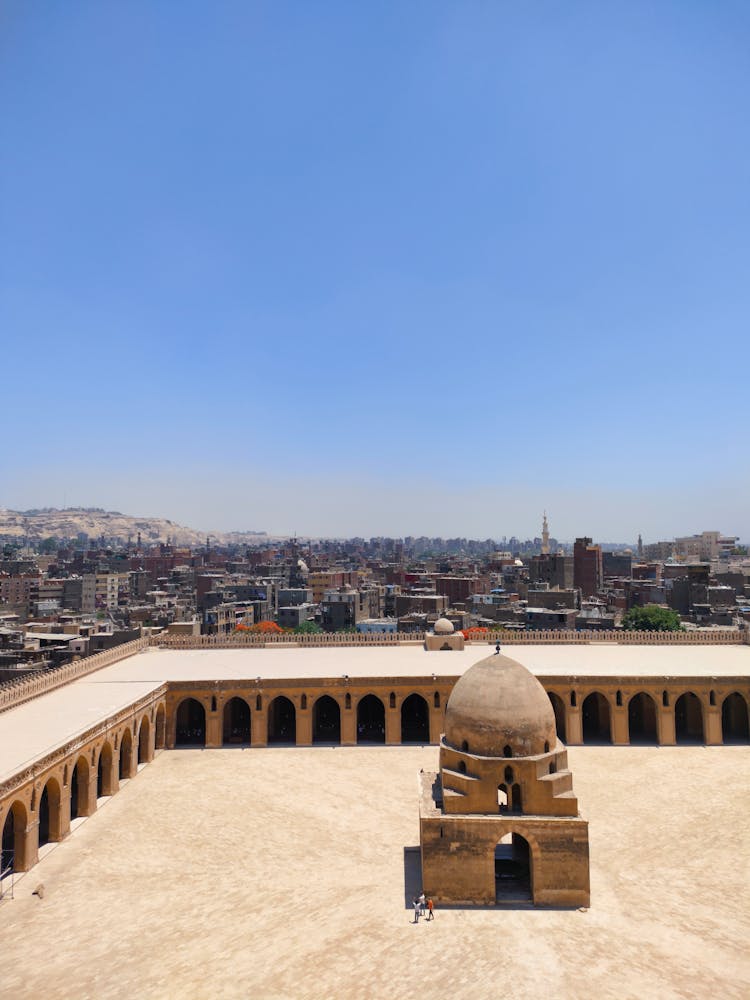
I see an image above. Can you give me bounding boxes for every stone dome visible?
[433,618,455,635]
[444,652,556,757]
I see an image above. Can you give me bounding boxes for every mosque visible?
[0,622,748,892]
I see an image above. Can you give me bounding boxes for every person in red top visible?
[426,897,434,920]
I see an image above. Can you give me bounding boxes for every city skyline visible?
[2,4,749,540]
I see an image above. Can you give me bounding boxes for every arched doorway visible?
[97,742,114,797]
[155,703,166,749]
[223,697,251,745]
[548,692,566,742]
[1,802,27,874]
[267,696,296,745]
[138,716,151,764]
[38,785,50,848]
[313,696,341,744]
[401,694,429,744]
[494,833,531,902]
[119,729,134,778]
[675,692,703,743]
[357,695,385,743]
[582,692,611,743]
[175,698,206,747]
[71,756,90,820]
[722,693,749,743]
[628,692,657,743]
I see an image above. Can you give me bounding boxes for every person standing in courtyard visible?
[426,897,434,920]
[412,897,421,923]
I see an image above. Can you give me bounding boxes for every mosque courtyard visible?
[1,744,748,1000]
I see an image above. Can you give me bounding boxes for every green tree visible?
[292,621,322,634]
[622,605,683,632]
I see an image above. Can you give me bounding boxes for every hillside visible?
[0,508,269,546]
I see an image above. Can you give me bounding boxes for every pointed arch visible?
[267,696,296,745]
[401,693,429,743]
[675,692,704,743]
[628,692,657,744]
[582,692,612,744]
[722,692,749,743]
[138,715,152,764]
[119,728,135,778]
[356,694,385,743]
[222,697,251,745]
[547,691,566,743]
[38,777,62,847]
[155,703,166,749]
[175,698,206,747]
[71,755,91,819]
[313,695,341,744]
[2,801,28,873]
[97,741,115,797]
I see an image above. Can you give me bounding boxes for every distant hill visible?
[0,507,269,546]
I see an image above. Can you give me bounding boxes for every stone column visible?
[429,706,443,745]
[166,703,177,749]
[297,707,313,746]
[24,815,39,871]
[340,701,356,746]
[658,704,676,746]
[59,781,72,839]
[206,708,222,748]
[252,704,268,748]
[566,703,583,745]
[83,769,98,816]
[611,706,629,746]
[704,706,723,746]
[385,704,400,745]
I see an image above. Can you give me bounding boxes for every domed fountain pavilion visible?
[419,649,591,907]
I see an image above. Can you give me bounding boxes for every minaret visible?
[637,533,643,559]
[541,511,550,555]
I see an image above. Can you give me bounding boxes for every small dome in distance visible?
[433,617,455,635]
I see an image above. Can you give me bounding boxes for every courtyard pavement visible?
[1,745,748,1000]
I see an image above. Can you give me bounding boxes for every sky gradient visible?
[2,2,748,541]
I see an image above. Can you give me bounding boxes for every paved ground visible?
[1,745,748,1000]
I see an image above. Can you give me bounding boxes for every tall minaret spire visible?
[541,511,550,555]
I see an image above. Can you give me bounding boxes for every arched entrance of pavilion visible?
[675,692,703,743]
[138,716,151,764]
[38,777,63,849]
[175,698,207,747]
[356,694,385,743]
[312,695,341,744]
[582,692,612,743]
[628,692,658,743]
[401,693,429,744]
[223,697,251,745]
[547,692,566,742]
[1,801,28,874]
[494,832,532,903]
[267,696,296,745]
[721,693,749,743]
[97,741,115,797]
[70,755,90,820]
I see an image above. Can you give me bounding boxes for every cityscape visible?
[0,508,748,672]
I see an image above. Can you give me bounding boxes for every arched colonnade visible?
[166,681,749,750]
[1,694,167,877]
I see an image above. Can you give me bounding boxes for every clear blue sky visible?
[2,2,748,541]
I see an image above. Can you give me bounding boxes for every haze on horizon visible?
[2,3,748,543]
